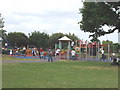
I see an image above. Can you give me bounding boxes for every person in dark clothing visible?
[100,49,105,61]
[111,53,119,65]
[48,51,53,62]
[32,48,36,56]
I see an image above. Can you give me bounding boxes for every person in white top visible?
[23,46,26,56]
[55,48,60,56]
[71,49,76,60]
[9,49,13,56]
[100,49,105,61]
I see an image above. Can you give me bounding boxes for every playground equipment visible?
[56,38,112,60]
[26,49,32,56]
[76,40,111,60]
[58,36,71,60]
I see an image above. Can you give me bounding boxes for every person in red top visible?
[40,48,43,52]
[38,48,43,59]
[43,51,47,59]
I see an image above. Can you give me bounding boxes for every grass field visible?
[2,55,119,88]
[2,55,38,61]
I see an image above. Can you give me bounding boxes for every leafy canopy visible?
[79,2,120,40]
[7,32,28,47]
[29,31,49,49]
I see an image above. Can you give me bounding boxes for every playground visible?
[2,36,120,88]
[2,36,120,61]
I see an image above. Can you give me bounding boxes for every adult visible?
[48,51,53,62]
[100,48,105,61]
[43,51,47,59]
[111,53,119,65]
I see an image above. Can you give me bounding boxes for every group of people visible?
[8,45,119,64]
[31,48,53,62]
[8,46,55,62]
[9,46,26,56]
[31,48,47,59]
[54,48,77,60]
[100,48,119,65]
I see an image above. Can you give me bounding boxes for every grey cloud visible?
[5,10,79,30]
[13,10,79,22]
[14,10,78,18]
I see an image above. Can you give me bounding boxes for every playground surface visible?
[2,55,112,63]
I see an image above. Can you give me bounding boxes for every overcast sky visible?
[0,0,118,43]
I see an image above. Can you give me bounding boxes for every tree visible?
[0,29,7,46]
[0,13,4,28]
[49,33,64,48]
[102,40,113,53]
[79,2,120,41]
[49,33,79,49]
[112,43,120,53]
[90,36,100,42]
[7,32,28,48]
[65,33,79,42]
[29,31,49,49]
[0,14,6,45]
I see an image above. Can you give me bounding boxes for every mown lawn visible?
[2,55,38,61]
[2,55,118,88]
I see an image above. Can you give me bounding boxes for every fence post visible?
[108,44,110,60]
[86,42,87,59]
[97,42,100,60]
[79,40,81,59]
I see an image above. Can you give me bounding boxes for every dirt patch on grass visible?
[72,66,118,70]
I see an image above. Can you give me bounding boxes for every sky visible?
[0,0,118,43]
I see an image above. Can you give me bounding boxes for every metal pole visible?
[89,43,91,57]
[67,41,70,60]
[86,40,87,59]
[92,43,93,60]
[108,44,110,60]
[79,40,81,59]
[96,42,97,59]
[92,43,93,56]
[97,42,99,60]
[59,41,62,59]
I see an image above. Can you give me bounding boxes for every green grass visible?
[2,55,118,88]
[2,55,38,61]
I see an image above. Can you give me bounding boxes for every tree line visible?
[1,29,120,53]
[1,30,79,49]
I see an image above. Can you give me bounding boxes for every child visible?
[71,49,76,60]
[9,49,13,56]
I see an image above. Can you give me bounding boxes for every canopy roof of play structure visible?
[58,36,71,41]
